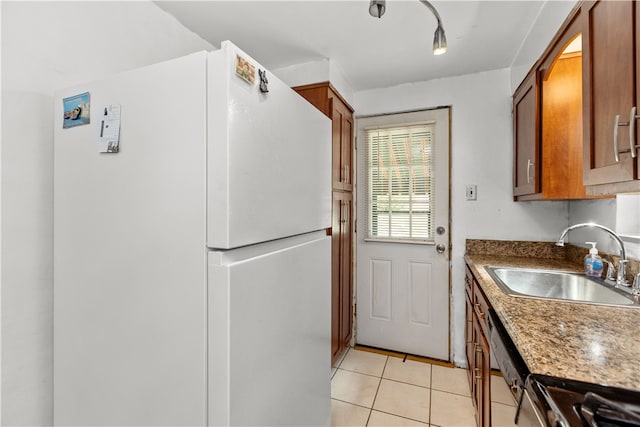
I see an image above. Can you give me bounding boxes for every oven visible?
[526,374,640,427]
[488,308,640,427]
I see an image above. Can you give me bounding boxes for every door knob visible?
[436,244,446,254]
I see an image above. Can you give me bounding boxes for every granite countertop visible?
[465,242,640,392]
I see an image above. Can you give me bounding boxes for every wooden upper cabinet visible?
[513,4,610,200]
[538,9,593,200]
[582,0,640,193]
[513,70,540,198]
[333,97,354,191]
[293,82,354,191]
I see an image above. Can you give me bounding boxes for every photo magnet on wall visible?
[98,104,121,153]
[63,92,90,128]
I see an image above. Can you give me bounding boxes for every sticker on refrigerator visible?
[98,104,121,153]
[235,54,255,85]
[63,92,90,128]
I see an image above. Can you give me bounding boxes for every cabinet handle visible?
[615,114,624,162]
[526,159,533,184]
[613,109,640,161]
[345,165,350,184]
[475,303,485,317]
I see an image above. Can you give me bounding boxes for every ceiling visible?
[155,0,546,92]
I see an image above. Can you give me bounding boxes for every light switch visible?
[466,185,477,201]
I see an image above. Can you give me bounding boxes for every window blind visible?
[366,123,435,242]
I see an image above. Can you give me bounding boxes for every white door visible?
[355,108,450,360]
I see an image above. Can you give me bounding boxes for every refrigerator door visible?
[207,42,332,249]
[208,231,331,426]
[53,52,208,426]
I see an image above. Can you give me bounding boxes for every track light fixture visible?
[368,0,447,55]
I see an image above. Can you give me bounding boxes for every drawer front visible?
[473,279,491,338]
[465,266,473,298]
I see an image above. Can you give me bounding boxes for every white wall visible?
[353,69,568,367]
[1,2,213,425]
[274,59,355,107]
[568,198,640,261]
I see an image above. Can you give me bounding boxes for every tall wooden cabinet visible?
[582,0,640,194]
[294,82,355,366]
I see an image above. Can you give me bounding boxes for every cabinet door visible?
[513,71,540,197]
[472,319,484,426]
[341,112,354,191]
[338,192,353,349]
[479,333,491,427]
[331,195,342,365]
[465,287,475,392]
[331,191,353,365]
[583,0,638,185]
[472,319,491,427]
[331,96,354,191]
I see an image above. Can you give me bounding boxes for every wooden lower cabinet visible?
[473,322,491,427]
[332,191,353,365]
[465,266,492,427]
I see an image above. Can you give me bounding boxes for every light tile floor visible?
[331,348,518,427]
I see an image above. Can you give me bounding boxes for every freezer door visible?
[207,42,332,249]
[208,231,331,426]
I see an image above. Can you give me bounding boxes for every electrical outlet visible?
[466,185,477,200]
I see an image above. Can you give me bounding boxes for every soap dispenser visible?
[584,242,604,278]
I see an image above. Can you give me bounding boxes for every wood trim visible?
[292,81,354,113]
[353,344,455,367]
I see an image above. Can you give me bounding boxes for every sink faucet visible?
[555,222,629,286]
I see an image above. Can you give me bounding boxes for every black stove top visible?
[527,374,640,427]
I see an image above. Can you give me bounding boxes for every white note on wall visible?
[98,104,121,153]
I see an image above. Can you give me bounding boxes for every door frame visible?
[352,107,452,361]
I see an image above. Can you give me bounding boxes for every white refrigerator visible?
[53,41,331,426]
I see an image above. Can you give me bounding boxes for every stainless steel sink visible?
[485,266,638,307]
